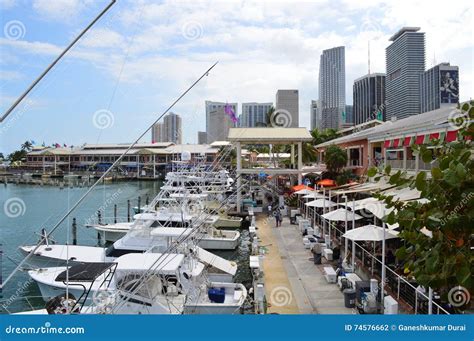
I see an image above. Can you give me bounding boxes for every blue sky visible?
[0,0,472,154]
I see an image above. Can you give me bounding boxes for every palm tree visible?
[255,106,275,127]
[311,128,340,145]
[21,141,33,152]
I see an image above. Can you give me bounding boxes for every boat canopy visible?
[150,228,193,237]
[196,247,237,276]
[116,253,185,274]
[55,262,115,282]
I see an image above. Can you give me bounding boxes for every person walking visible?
[275,208,282,227]
[268,204,272,217]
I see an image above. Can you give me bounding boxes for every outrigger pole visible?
[0,0,117,123]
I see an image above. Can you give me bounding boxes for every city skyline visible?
[1,1,472,153]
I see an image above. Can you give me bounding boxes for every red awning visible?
[393,138,400,148]
[384,140,391,148]
[404,136,412,146]
[415,135,425,145]
[429,132,440,140]
[446,130,458,142]
[317,179,336,187]
[292,184,313,191]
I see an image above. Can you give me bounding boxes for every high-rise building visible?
[197,131,207,144]
[318,46,346,130]
[353,73,386,125]
[275,90,299,127]
[386,27,425,120]
[240,102,273,127]
[205,101,237,143]
[420,63,459,113]
[151,122,163,143]
[310,100,319,131]
[162,112,182,144]
[343,105,354,127]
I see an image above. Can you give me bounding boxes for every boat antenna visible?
[0,0,117,123]
[1,61,219,289]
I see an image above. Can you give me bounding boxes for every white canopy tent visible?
[305,199,337,208]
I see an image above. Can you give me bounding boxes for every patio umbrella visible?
[302,192,327,199]
[317,179,336,187]
[321,208,363,221]
[343,223,399,314]
[305,199,337,208]
[292,184,313,192]
[294,188,314,195]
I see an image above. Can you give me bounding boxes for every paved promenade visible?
[256,214,354,314]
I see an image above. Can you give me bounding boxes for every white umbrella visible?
[305,199,337,208]
[342,224,399,241]
[294,189,314,195]
[343,223,399,314]
[321,208,363,221]
[302,192,326,199]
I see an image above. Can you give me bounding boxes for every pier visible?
[256,214,353,314]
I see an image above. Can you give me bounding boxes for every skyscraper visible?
[163,112,182,144]
[353,73,386,125]
[310,100,319,131]
[343,105,354,127]
[240,102,273,127]
[386,27,425,120]
[197,131,207,144]
[275,90,299,127]
[151,122,163,143]
[420,63,459,113]
[205,101,237,143]
[318,46,346,130]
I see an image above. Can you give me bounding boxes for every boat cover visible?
[55,262,115,282]
[196,247,237,276]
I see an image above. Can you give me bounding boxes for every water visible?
[0,181,251,313]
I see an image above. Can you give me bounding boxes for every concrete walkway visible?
[257,214,354,314]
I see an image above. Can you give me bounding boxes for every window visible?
[389,68,401,80]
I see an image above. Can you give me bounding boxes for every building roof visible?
[210,141,231,147]
[163,144,218,154]
[256,153,291,158]
[389,27,421,41]
[228,128,312,143]
[315,106,459,148]
[82,142,173,150]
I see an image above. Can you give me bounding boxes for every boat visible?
[28,253,246,315]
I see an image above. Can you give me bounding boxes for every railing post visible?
[397,276,400,299]
[72,217,77,245]
[137,196,141,213]
[114,204,117,224]
[127,200,130,222]
[97,210,102,225]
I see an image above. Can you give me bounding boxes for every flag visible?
[55,143,61,148]
[30,140,36,145]
[42,141,45,147]
[63,143,67,147]
[224,103,238,123]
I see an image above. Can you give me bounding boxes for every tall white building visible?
[240,102,273,127]
[318,46,346,130]
[197,131,207,144]
[275,90,299,127]
[163,112,182,144]
[205,101,238,143]
[151,122,163,143]
[151,113,182,144]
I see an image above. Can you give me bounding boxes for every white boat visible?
[28,253,246,315]
[88,222,134,242]
[214,215,243,229]
[20,229,237,282]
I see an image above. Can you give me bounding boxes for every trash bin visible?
[343,289,356,308]
[313,252,322,264]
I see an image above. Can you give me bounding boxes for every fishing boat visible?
[28,253,246,315]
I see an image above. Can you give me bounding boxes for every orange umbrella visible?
[292,184,313,192]
[317,179,336,187]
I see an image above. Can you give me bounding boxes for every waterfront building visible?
[353,73,386,125]
[275,90,299,127]
[386,27,425,120]
[25,143,219,177]
[318,46,346,130]
[420,63,459,113]
[240,102,273,127]
[205,101,238,143]
[315,106,459,176]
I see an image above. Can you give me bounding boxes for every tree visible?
[311,128,340,145]
[367,101,473,311]
[0,152,4,161]
[21,141,33,152]
[7,150,27,163]
[324,144,347,175]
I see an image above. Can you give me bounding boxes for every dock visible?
[256,214,353,314]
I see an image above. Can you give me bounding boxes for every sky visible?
[0,0,472,154]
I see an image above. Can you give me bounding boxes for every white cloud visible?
[31,0,92,22]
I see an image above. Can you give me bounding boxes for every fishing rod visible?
[0,0,117,123]
[1,61,219,289]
